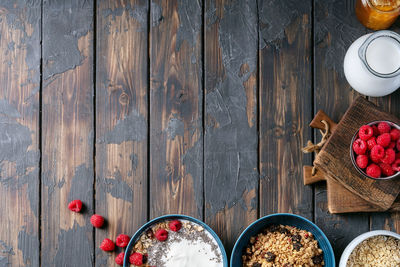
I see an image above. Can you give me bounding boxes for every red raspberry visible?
[115,252,124,266]
[390,128,400,141]
[370,145,385,162]
[392,159,400,172]
[358,125,373,141]
[378,122,391,134]
[396,152,400,160]
[129,252,147,266]
[381,148,396,164]
[372,125,380,136]
[388,142,396,149]
[356,155,369,169]
[353,139,367,155]
[155,229,168,241]
[397,139,400,151]
[380,163,395,176]
[68,199,83,212]
[366,164,381,178]
[169,220,182,232]
[366,137,377,150]
[90,214,104,228]
[377,133,391,147]
[116,234,130,248]
[100,238,115,251]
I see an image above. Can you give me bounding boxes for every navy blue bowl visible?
[231,213,335,267]
[123,214,228,267]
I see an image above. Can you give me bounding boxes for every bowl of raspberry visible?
[350,121,400,180]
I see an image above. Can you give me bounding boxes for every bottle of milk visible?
[343,30,400,97]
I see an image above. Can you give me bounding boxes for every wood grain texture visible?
[315,97,400,210]
[150,0,203,218]
[204,0,258,252]
[258,0,313,219]
[41,0,94,265]
[95,0,149,265]
[314,0,369,260]
[0,1,41,266]
[369,90,400,233]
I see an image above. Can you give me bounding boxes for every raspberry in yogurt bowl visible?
[124,215,227,267]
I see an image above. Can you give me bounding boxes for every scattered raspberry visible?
[352,138,367,155]
[116,234,130,248]
[155,229,168,241]
[390,128,400,141]
[129,252,147,266]
[356,155,369,169]
[377,133,391,147]
[392,159,400,172]
[380,163,395,177]
[169,220,182,232]
[68,199,83,213]
[366,137,377,150]
[378,122,391,134]
[90,214,105,228]
[372,125,380,136]
[358,125,373,141]
[366,164,381,178]
[115,252,125,266]
[381,148,396,164]
[100,238,115,252]
[370,145,385,163]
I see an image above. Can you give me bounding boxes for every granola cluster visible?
[347,235,400,267]
[242,224,324,267]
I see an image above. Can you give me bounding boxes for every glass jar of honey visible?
[356,0,400,30]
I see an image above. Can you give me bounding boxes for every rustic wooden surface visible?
[0,0,399,266]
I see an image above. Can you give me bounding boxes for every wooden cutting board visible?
[304,98,400,213]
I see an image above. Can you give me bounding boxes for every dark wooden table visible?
[0,0,399,266]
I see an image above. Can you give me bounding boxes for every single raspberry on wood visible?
[366,164,381,178]
[169,220,182,232]
[390,128,400,141]
[378,122,391,134]
[356,155,369,169]
[115,252,124,266]
[380,163,395,177]
[381,148,396,164]
[359,125,373,141]
[90,214,105,228]
[68,199,82,213]
[352,138,367,155]
[370,145,385,163]
[100,238,115,252]
[116,234,130,248]
[377,133,392,147]
[155,229,168,241]
[366,137,377,150]
[129,252,147,266]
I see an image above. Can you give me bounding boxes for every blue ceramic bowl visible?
[123,214,228,267]
[231,213,335,267]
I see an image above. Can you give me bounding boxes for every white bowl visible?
[339,230,400,267]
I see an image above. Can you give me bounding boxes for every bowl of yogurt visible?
[123,214,228,267]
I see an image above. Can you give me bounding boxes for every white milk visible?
[343,30,400,97]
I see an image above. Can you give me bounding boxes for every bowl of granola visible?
[123,214,228,267]
[339,230,400,267]
[231,213,335,267]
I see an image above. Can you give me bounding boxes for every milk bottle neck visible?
[358,30,400,79]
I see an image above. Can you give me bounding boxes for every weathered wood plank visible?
[41,0,94,265]
[258,0,313,219]
[150,0,203,219]
[369,91,400,233]
[204,0,258,252]
[0,1,41,266]
[314,0,369,260]
[95,0,149,265]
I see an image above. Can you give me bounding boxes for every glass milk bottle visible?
[343,30,400,97]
